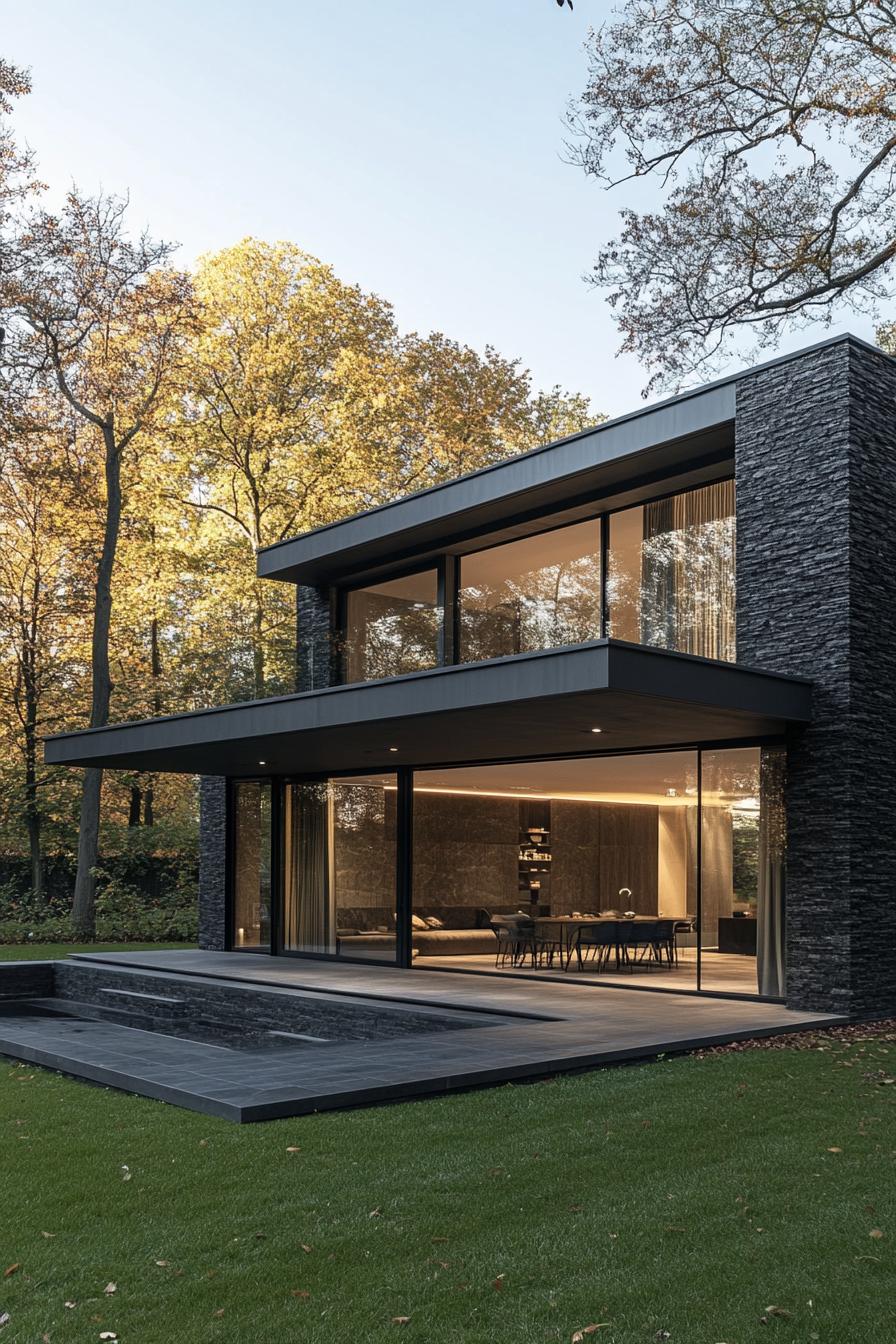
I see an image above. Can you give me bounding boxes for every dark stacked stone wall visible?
[296,585,335,692]
[736,337,896,1015]
[198,776,227,950]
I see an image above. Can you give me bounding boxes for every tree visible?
[2,191,197,935]
[569,0,896,390]
[176,239,596,700]
[0,411,93,896]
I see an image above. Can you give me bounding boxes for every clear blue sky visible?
[5,0,876,417]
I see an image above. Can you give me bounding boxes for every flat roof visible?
[257,333,882,587]
[44,641,811,777]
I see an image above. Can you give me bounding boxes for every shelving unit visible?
[518,800,551,914]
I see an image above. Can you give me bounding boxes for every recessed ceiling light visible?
[258,760,266,765]
[388,746,399,752]
[590,727,603,734]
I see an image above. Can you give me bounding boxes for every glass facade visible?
[231,781,272,949]
[228,742,785,999]
[343,569,441,683]
[339,479,736,683]
[281,773,398,961]
[458,520,601,663]
[607,480,736,661]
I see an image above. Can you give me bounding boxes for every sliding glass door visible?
[231,780,272,950]
[281,773,398,962]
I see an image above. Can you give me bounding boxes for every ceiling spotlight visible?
[590,727,603,734]
[388,746,399,752]
[258,760,266,765]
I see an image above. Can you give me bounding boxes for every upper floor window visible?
[343,568,441,683]
[607,480,735,662]
[458,519,602,663]
[337,478,735,684]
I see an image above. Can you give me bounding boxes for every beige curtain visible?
[757,747,787,998]
[283,783,331,952]
[642,480,736,661]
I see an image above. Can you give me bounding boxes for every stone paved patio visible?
[0,950,842,1122]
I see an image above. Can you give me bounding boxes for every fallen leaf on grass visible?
[391,1317,411,1325]
[492,1274,505,1291]
[103,1284,116,1295]
[286,1146,301,1153]
[827,1146,843,1153]
[212,1308,224,1317]
[761,1306,792,1322]
[291,1290,311,1301]
[870,1228,885,1239]
[0,1314,9,1330]
[572,1326,611,1341]
[300,1244,313,1254]
[40,1232,55,1239]
[154,1260,169,1268]
[3,1265,20,1278]
[63,1302,76,1310]
[120,1167,131,1182]
[431,1237,449,1244]
[99,1334,117,1341]
[369,1208,381,1218]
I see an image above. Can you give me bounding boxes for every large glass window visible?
[700,746,786,995]
[409,744,785,997]
[282,773,397,961]
[607,480,736,661]
[231,781,272,949]
[343,570,441,683]
[412,752,699,991]
[459,519,601,663]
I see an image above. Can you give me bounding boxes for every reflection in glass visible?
[232,781,272,949]
[344,569,441,683]
[699,746,786,996]
[608,481,736,661]
[283,774,397,961]
[459,519,601,662]
[411,751,698,991]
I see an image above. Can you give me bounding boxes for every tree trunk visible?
[144,784,154,826]
[72,423,122,939]
[128,785,142,827]
[22,635,44,900]
[253,583,266,700]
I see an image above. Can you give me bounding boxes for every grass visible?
[1,1032,894,1343]
[0,942,192,962]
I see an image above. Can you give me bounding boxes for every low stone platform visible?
[0,951,844,1122]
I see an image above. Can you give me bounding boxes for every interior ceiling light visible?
[388,746,399,752]
[590,727,603,734]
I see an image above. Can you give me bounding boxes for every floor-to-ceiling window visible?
[409,743,784,997]
[338,481,736,683]
[343,569,441,683]
[607,480,736,661]
[231,780,272,950]
[281,772,398,961]
[458,519,602,663]
[229,737,784,997]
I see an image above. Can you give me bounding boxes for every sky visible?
[4,0,878,418]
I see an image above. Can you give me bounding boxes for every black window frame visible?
[333,475,736,683]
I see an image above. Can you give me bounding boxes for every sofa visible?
[336,905,525,957]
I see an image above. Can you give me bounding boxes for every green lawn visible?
[1,1032,894,1343]
[0,942,192,961]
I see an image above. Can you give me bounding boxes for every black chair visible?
[619,919,658,970]
[653,918,679,967]
[571,920,619,972]
[489,914,535,969]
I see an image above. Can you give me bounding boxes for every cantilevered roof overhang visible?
[44,642,811,778]
[257,382,737,585]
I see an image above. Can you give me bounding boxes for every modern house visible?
[45,335,896,1019]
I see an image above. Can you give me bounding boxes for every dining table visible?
[531,915,661,971]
